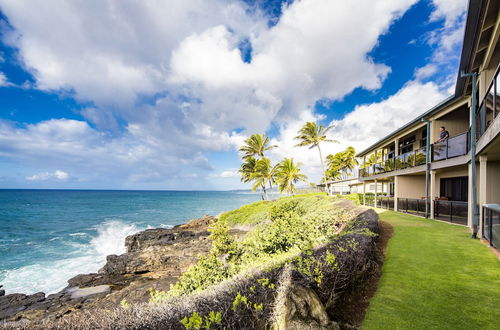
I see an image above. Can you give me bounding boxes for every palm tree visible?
[239,157,257,184]
[294,122,338,179]
[275,158,307,196]
[251,157,278,200]
[239,157,277,200]
[239,134,277,159]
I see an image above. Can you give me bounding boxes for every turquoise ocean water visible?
[0,190,260,295]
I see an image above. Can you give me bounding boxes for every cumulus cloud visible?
[270,80,448,182]
[0,118,244,188]
[0,0,433,188]
[26,170,69,181]
[0,72,11,86]
[211,169,240,178]
[413,0,467,85]
[430,0,468,28]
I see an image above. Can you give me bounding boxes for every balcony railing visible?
[482,204,500,249]
[475,65,499,141]
[431,132,469,161]
[379,196,394,209]
[433,200,468,225]
[359,147,426,177]
[397,198,429,217]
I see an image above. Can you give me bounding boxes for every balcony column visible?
[479,155,488,238]
[394,176,399,212]
[363,181,366,206]
[395,138,399,156]
[430,170,436,219]
[374,179,378,208]
[429,120,436,145]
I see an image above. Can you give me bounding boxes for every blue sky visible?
[0,0,467,190]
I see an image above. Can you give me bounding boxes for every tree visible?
[364,150,383,167]
[275,158,307,196]
[325,147,359,182]
[239,134,277,159]
[239,157,257,184]
[294,122,338,180]
[251,157,278,200]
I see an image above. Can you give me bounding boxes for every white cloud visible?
[0,118,244,188]
[413,0,467,85]
[415,64,438,80]
[270,80,448,182]
[0,72,11,86]
[211,169,240,178]
[26,170,69,181]
[0,0,427,188]
[430,0,468,28]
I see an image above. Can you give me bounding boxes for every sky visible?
[0,0,468,190]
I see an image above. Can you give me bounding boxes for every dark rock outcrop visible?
[0,215,217,323]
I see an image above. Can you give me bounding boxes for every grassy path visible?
[363,211,500,330]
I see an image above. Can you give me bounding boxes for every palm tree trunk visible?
[317,144,325,176]
[261,184,268,200]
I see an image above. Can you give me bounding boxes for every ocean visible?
[0,190,261,295]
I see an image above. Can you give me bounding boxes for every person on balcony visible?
[436,126,449,143]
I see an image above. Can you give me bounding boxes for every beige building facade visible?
[327,0,500,247]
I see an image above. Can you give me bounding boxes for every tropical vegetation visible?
[325,146,358,181]
[167,194,355,297]
[239,122,358,196]
[294,121,337,180]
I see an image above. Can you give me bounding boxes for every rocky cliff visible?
[0,215,219,323]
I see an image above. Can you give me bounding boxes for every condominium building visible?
[333,0,499,247]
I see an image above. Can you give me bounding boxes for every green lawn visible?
[363,211,500,330]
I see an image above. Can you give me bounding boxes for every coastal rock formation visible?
[0,215,217,323]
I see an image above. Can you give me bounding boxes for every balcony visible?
[475,65,499,141]
[359,147,426,178]
[431,132,469,162]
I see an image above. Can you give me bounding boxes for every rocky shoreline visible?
[0,215,226,323]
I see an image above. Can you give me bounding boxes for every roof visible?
[454,0,485,97]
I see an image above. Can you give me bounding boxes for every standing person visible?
[436,126,449,143]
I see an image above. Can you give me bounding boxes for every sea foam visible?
[0,220,140,295]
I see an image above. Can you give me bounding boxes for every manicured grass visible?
[363,211,500,330]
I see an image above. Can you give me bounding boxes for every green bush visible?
[169,195,355,298]
[219,200,271,225]
[169,254,235,297]
[337,193,363,205]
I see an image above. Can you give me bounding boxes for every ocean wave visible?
[68,232,87,237]
[0,220,141,295]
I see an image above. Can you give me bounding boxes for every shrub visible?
[169,254,235,297]
[337,193,363,205]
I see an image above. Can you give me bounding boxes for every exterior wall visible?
[396,175,426,199]
[486,161,500,203]
[350,182,386,194]
[433,106,469,138]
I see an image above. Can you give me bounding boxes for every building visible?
[337,0,499,247]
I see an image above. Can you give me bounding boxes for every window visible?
[440,177,468,201]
